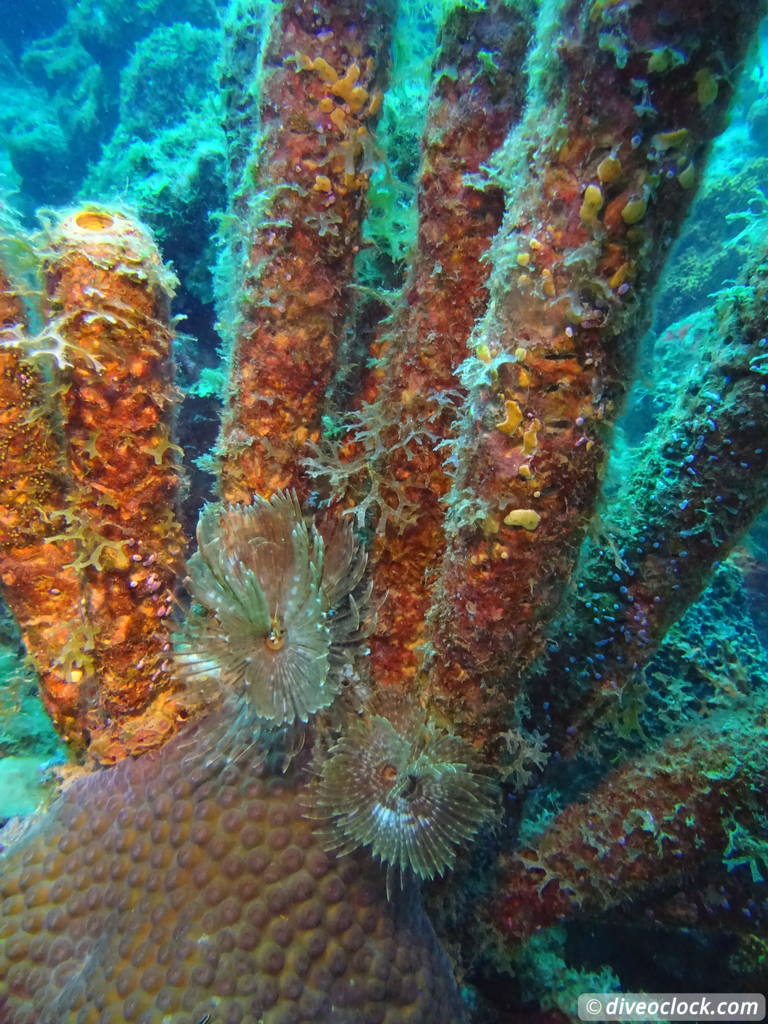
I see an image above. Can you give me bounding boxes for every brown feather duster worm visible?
[177,491,371,723]
[311,696,497,881]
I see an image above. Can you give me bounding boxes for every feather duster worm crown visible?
[178,491,371,723]
[311,697,497,880]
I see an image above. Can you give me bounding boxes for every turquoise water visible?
[1,2,768,1021]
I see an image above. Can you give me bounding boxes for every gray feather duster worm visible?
[178,491,371,723]
[311,696,497,881]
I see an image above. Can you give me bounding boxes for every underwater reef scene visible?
[3,0,768,1020]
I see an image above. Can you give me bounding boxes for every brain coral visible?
[0,699,465,1023]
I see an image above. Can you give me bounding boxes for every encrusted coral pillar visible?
[354,0,535,693]
[492,702,768,945]
[43,207,187,762]
[217,0,392,504]
[426,0,764,748]
[527,240,768,749]
[0,233,87,743]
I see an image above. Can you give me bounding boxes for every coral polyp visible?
[178,491,371,723]
[311,698,497,881]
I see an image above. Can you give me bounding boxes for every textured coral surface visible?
[0,702,464,1023]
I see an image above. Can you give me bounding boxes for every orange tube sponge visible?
[0,237,88,742]
[526,239,768,752]
[426,0,764,749]
[492,703,768,946]
[217,0,392,504]
[335,0,535,696]
[0,702,466,1022]
[42,206,187,762]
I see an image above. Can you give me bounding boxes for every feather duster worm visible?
[311,697,497,881]
[177,491,371,723]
